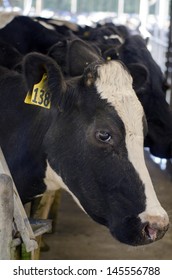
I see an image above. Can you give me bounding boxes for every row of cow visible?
[0,15,170,247]
[0,15,171,159]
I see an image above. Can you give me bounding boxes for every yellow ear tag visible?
[106,56,111,61]
[24,73,51,109]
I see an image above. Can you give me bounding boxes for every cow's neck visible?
[44,160,85,212]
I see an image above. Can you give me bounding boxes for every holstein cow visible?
[0,52,169,246]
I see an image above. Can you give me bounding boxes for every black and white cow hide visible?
[0,52,169,246]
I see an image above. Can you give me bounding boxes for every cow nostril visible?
[143,223,169,242]
[144,224,158,241]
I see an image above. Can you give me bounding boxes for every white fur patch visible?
[95,61,168,222]
[33,19,56,30]
[44,161,85,212]
[103,34,124,44]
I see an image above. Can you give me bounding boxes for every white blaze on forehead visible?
[103,34,124,44]
[95,60,168,220]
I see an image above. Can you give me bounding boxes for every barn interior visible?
[0,0,172,261]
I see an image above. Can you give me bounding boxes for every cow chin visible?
[109,216,169,246]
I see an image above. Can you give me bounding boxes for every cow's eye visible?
[96,131,112,143]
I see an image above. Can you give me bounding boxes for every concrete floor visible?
[40,151,172,260]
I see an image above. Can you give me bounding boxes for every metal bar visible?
[0,174,13,259]
[0,147,38,252]
[165,0,172,107]
[11,219,52,248]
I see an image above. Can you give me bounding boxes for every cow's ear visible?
[48,40,69,76]
[127,63,149,91]
[68,39,101,76]
[23,52,66,107]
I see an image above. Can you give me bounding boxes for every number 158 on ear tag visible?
[24,73,51,109]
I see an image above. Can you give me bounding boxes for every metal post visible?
[0,174,13,260]
[71,0,77,14]
[165,0,172,107]
[35,0,42,16]
[117,0,124,18]
[23,0,33,15]
[0,148,38,253]
[139,0,149,26]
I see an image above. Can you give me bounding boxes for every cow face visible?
[23,54,169,246]
[81,24,124,54]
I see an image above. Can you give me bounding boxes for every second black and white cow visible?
[117,35,172,159]
[0,52,169,246]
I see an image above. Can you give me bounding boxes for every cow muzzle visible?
[110,211,169,246]
[140,213,169,243]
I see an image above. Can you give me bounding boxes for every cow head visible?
[23,53,169,246]
[48,39,102,77]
